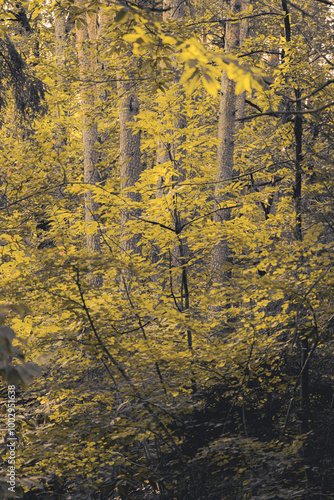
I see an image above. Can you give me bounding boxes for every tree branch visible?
[239,102,334,121]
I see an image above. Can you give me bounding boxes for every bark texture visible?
[235,0,250,121]
[55,16,66,74]
[55,15,66,128]
[76,7,102,287]
[211,0,248,281]
[53,15,67,198]
[117,72,142,254]
[163,0,185,20]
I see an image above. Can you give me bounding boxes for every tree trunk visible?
[235,1,250,122]
[76,7,102,287]
[53,14,68,201]
[55,14,66,130]
[160,0,192,354]
[210,0,246,284]
[117,68,142,254]
[282,0,309,433]
[55,16,66,78]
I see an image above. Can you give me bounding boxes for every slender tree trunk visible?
[117,67,141,254]
[55,16,66,82]
[159,1,193,362]
[294,89,303,242]
[210,0,245,284]
[160,0,189,312]
[53,14,68,203]
[294,68,310,438]
[157,0,186,183]
[235,1,250,122]
[55,15,66,129]
[295,64,309,435]
[282,0,309,432]
[76,7,102,287]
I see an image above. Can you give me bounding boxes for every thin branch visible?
[245,99,262,113]
[239,50,280,58]
[0,182,66,211]
[281,335,319,437]
[220,12,284,22]
[286,1,313,17]
[240,102,334,121]
[136,217,176,233]
[288,80,334,103]
[133,204,240,236]
[168,249,182,313]
[180,204,241,232]
[74,267,132,383]
[313,0,334,5]
[121,276,148,340]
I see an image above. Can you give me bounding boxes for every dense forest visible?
[0,0,333,498]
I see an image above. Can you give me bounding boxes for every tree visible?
[117,53,142,254]
[75,3,103,287]
[210,0,250,316]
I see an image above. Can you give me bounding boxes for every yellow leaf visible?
[235,80,245,95]
[201,73,218,96]
[123,34,142,43]
[162,35,177,45]
[184,72,200,94]
[180,66,197,86]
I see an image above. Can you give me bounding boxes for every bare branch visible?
[240,102,334,121]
